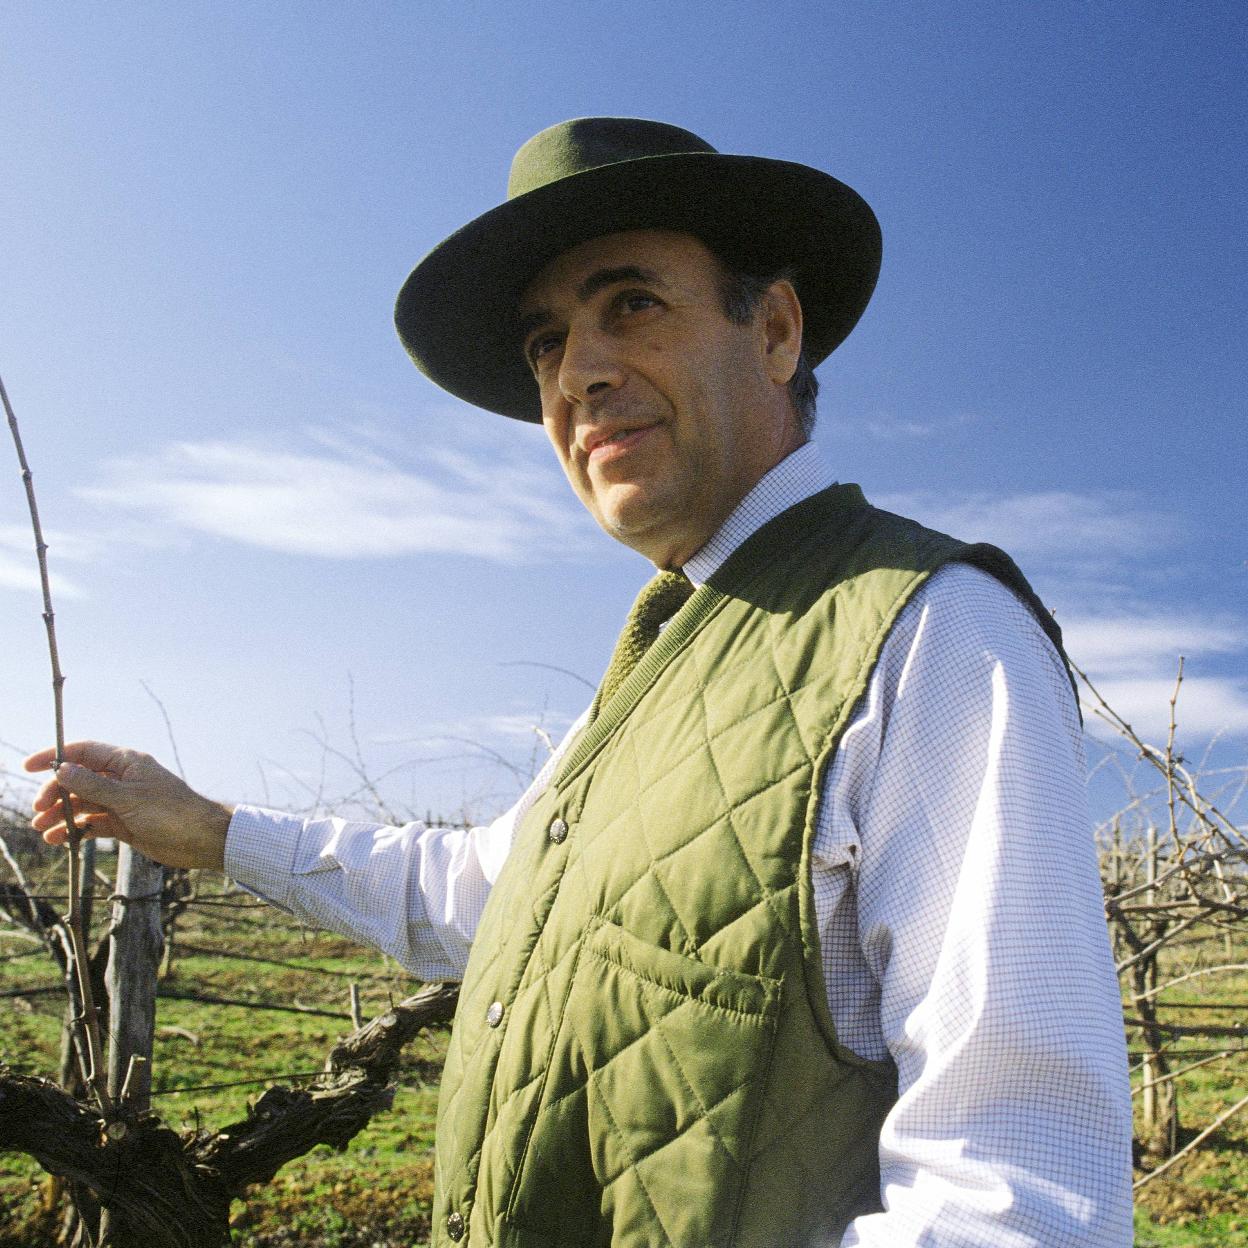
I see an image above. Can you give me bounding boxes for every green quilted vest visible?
[431,485,1066,1248]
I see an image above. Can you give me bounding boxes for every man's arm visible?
[821,564,1133,1247]
[26,717,583,980]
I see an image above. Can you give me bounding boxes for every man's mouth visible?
[585,423,659,459]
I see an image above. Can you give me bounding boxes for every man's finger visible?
[41,813,118,848]
[31,778,62,812]
[39,809,113,833]
[23,740,130,775]
[31,792,105,831]
[23,747,59,773]
[31,775,84,812]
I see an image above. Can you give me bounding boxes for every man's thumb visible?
[57,762,120,806]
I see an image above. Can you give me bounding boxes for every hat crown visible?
[507,117,718,200]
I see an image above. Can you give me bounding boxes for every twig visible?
[1075,660,1243,841]
[255,761,272,807]
[153,987,353,1020]
[1131,1050,1236,1098]
[2,370,112,1117]
[497,659,596,690]
[1164,658,1183,856]
[119,1055,148,1105]
[169,940,406,981]
[1122,1016,1246,1038]
[140,680,186,780]
[1115,910,1205,975]
[1134,1089,1248,1190]
[1129,966,1248,1002]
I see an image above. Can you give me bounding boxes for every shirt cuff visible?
[224,804,308,909]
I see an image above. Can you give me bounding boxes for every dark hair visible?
[714,262,819,436]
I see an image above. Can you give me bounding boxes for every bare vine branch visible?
[2,370,112,1117]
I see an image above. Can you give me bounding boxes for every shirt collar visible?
[681,442,836,588]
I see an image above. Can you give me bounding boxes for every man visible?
[29,118,1132,1245]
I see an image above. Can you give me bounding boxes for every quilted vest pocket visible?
[504,917,782,1247]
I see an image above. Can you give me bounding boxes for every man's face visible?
[518,230,803,568]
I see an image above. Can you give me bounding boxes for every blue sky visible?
[1,3,1244,825]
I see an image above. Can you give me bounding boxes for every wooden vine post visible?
[98,846,166,1245]
[105,847,165,1111]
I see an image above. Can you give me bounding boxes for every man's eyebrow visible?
[576,264,666,303]
[517,265,668,345]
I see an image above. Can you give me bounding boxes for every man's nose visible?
[558,325,625,406]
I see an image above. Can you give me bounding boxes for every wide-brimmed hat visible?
[395,117,881,423]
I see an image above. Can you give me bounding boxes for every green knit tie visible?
[594,570,694,716]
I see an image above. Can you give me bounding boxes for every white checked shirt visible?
[227,443,1133,1247]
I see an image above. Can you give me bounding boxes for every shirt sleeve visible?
[223,711,587,982]
[830,564,1134,1247]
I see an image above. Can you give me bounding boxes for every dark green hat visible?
[395,117,881,423]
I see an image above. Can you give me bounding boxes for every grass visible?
[2,852,1246,1245]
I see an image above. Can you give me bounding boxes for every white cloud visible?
[1065,613,1248,743]
[1061,615,1244,678]
[835,411,975,441]
[1080,676,1248,743]
[875,489,1174,566]
[79,435,593,562]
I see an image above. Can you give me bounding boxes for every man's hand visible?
[24,741,233,871]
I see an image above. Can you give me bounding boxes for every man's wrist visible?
[193,797,234,871]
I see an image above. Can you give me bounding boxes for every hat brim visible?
[395,152,881,422]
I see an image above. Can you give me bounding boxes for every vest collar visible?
[682,442,834,587]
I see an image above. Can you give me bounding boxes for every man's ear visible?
[761,279,803,386]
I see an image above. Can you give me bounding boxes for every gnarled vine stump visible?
[0,981,459,1247]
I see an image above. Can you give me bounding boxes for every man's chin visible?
[593,483,660,532]
[593,493,705,566]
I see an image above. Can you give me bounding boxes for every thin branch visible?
[140,680,186,781]
[2,370,111,1117]
[1122,1016,1247,1038]
[497,659,596,690]
[1164,657,1183,855]
[255,761,272,807]
[1130,1050,1237,1098]
[1132,964,1248,1001]
[1115,910,1205,975]
[1076,660,1243,841]
[1134,1089,1248,1190]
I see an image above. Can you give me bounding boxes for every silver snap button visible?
[548,817,569,844]
[486,1000,504,1028]
[447,1210,465,1241]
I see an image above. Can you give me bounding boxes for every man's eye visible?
[528,334,562,366]
[621,293,658,313]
